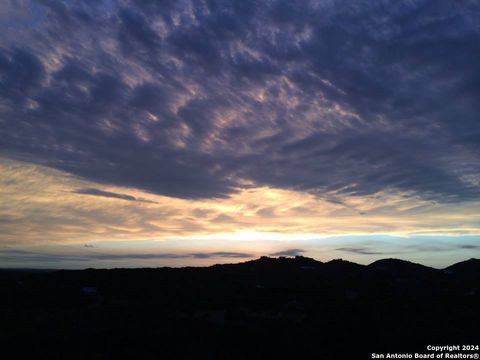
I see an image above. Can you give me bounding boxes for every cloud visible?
[2,159,480,247]
[0,249,254,263]
[457,244,480,250]
[270,249,304,257]
[337,241,480,256]
[190,252,253,259]
[336,247,385,255]
[0,0,478,202]
[0,249,91,263]
[73,188,157,203]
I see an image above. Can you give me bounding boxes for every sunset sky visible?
[1,0,479,268]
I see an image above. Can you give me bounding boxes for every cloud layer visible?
[1,159,480,248]
[1,0,479,202]
[1,234,479,269]
[0,249,253,262]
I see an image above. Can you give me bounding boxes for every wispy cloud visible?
[2,159,480,247]
[456,244,479,250]
[336,247,385,255]
[74,188,157,203]
[0,249,254,263]
[269,249,304,257]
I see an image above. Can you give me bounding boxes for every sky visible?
[1,0,479,269]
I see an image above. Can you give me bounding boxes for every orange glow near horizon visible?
[1,158,480,247]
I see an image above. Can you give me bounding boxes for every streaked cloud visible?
[1,234,478,269]
[74,188,157,203]
[0,249,253,261]
[270,249,305,257]
[336,247,385,255]
[1,159,480,248]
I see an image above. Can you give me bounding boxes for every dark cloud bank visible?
[74,187,157,203]
[1,0,479,202]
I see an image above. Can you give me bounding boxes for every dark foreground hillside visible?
[1,257,479,359]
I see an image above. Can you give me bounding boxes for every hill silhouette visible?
[369,258,436,272]
[1,257,478,359]
[445,258,480,274]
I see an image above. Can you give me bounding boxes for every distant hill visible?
[324,258,366,271]
[0,257,478,359]
[368,258,439,276]
[370,257,434,269]
[445,258,480,274]
[226,255,324,269]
